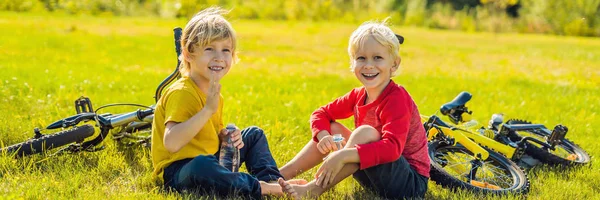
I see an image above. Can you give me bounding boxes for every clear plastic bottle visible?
[218,123,240,172]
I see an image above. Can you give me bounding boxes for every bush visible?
[1,0,598,37]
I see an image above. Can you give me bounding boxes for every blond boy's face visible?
[352,36,399,91]
[187,38,233,83]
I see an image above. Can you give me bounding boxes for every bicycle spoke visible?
[435,145,517,188]
[483,164,512,187]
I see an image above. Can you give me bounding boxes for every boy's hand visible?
[218,128,244,150]
[317,135,346,154]
[315,150,345,188]
[205,71,221,113]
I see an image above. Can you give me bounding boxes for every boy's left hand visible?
[219,128,244,150]
[315,150,345,188]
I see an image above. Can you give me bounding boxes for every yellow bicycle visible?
[422,91,590,195]
[438,91,590,167]
[422,114,530,195]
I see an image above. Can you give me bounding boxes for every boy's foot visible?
[288,179,309,185]
[259,181,284,196]
[277,178,320,200]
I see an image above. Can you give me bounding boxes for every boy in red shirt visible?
[278,20,430,199]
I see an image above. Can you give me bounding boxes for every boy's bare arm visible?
[163,71,222,153]
[163,107,216,153]
[339,148,360,163]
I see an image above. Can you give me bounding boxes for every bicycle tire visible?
[429,140,530,195]
[506,119,590,166]
[0,125,95,157]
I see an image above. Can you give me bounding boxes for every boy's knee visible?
[186,155,246,180]
[350,125,381,145]
[355,125,377,132]
[242,126,266,139]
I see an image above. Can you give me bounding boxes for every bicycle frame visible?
[421,114,517,160]
[428,94,563,165]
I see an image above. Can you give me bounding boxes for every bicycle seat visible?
[440,91,472,115]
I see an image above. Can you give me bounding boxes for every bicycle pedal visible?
[549,125,568,147]
[75,96,93,114]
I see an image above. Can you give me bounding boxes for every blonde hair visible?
[348,19,400,76]
[179,7,237,77]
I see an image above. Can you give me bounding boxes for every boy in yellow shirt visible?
[151,7,289,198]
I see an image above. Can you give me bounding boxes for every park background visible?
[0,0,599,199]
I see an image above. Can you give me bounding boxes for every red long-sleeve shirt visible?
[310,80,430,177]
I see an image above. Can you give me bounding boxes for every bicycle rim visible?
[429,141,529,194]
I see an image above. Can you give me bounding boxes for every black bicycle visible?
[0,28,184,157]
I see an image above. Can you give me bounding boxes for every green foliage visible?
[1,0,599,36]
[519,0,600,36]
[0,0,43,11]
[405,0,428,26]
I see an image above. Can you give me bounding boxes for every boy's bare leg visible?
[279,140,325,180]
[279,125,381,199]
[280,122,352,180]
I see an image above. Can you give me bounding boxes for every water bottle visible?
[332,134,344,150]
[218,123,240,172]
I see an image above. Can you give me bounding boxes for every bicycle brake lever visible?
[46,113,96,129]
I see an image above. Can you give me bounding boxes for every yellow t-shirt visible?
[151,77,223,181]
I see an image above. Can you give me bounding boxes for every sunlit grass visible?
[0,11,598,199]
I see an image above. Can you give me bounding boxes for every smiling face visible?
[186,38,233,85]
[352,35,399,91]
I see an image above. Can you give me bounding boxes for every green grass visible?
[0,11,599,199]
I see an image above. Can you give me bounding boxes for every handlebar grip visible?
[174,27,182,66]
[155,28,183,103]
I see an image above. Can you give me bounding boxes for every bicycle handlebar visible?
[154,27,183,103]
[107,108,153,127]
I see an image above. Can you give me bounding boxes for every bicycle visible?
[422,91,591,194]
[438,91,590,167]
[0,27,184,157]
[421,114,530,195]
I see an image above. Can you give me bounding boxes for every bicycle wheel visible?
[116,125,152,148]
[0,125,95,157]
[506,119,590,166]
[428,140,530,195]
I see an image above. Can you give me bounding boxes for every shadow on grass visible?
[115,141,150,174]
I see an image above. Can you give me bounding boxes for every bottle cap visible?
[226,123,236,128]
[333,134,343,142]
[226,123,236,132]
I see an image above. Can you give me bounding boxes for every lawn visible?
[0,11,598,199]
